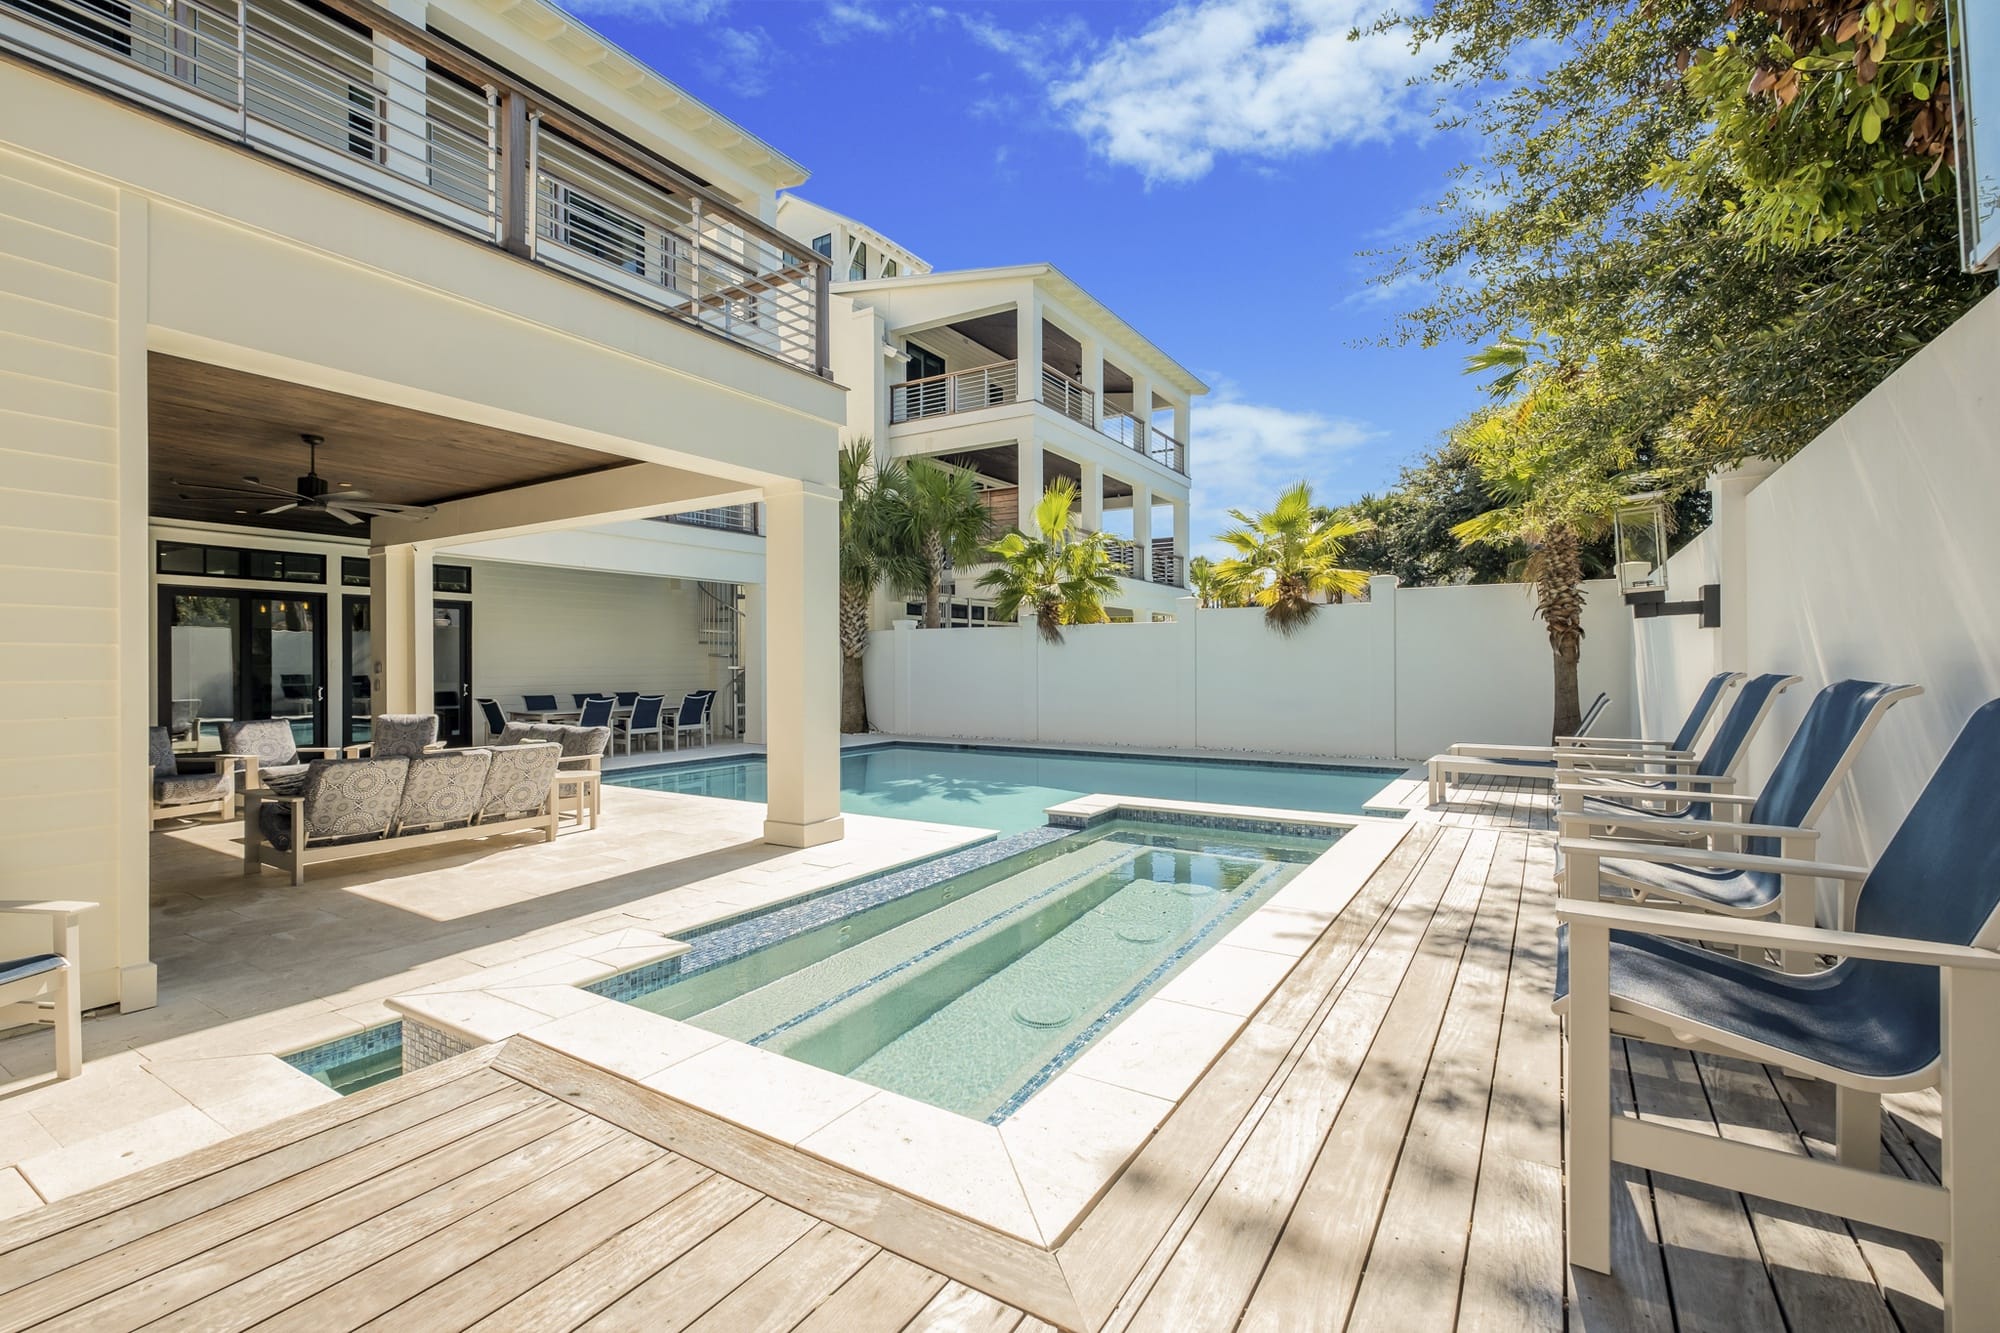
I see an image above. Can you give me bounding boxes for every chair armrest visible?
[1448,743,1553,760]
[1560,812,1817,842]
[1560,837,1868,880]
[556,755,602,771]
[1553,780,1757,806]
[1556,899,2000,972]
[0,901,98,920]
[1556,751,1702,770]
[1561,771,1737,792]
[1556,736,1682,752]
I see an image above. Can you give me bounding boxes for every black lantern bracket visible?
[1626,584,1721,629]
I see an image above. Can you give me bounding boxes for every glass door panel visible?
[163,593,240,753]
[249,595,324,748]
[342,596,373,747]
[433,601,471,746]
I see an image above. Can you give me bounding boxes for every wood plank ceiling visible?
[148,354,632,537]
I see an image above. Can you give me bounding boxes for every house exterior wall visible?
[1630,286,2000,870]
[865,577,1634,761]
[0,33,842,1006]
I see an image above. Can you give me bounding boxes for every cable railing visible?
[653,504,760,535]
[1039,365,1095,428]
[0,0,830,374]
[889,360,1020,423]
[1148,425,1189,475]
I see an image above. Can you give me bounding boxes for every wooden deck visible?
[0,802,1946,1331]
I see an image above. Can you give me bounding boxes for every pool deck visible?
[0,775,1945,1329]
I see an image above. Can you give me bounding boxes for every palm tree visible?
[1187,555,1226,608]
[837,439,918,733]
[977,478,1118,644]
[895,459,990,629]
[1213,482,1374,634]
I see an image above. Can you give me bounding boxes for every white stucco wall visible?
[1630,287,2000,868]
[866,577,1633,761]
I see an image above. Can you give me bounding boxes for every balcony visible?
[0,0,830,374]
[887,359,1190,475]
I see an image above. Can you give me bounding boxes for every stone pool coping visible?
[385,798,1410,1249]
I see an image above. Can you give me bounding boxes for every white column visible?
[1172,500,1191,586]
[1173,396,1191,445]
[761,479,844,848]
[1131,372,1155,441]
[1017,296,1042,402]
[1080,333,1103,428]
[369,543,432,715]
[1019,432,1044,535]
[1132,482,1153,582]
[1080,459,1104,534]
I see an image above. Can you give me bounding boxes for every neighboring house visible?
[778,202,1207,626]
[0,0,853,1012]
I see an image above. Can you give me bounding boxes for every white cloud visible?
[1049,0,1435,184]
[711,26,776,95]
[1187,385,1380,557]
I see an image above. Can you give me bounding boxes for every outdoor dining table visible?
[506,707,582,723]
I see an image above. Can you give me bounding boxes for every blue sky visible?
[554,0,1490,553]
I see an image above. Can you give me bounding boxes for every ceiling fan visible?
[172,434,436,527]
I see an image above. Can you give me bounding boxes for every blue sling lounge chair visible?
[1555,699,2000,1328]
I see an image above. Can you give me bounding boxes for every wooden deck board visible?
[0,794,1944,1332]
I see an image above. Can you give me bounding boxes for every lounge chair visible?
[616,694,666,755]
[477,697,508,743]
[1556,698,2000,1328]
[1424,693,1610,804]
[147,726,241,826]
[1558,680,1920,968]
[1549,672,1802,819]
[215,718,362,793]
[1451,670,1741,761]
[0,900,95,1078]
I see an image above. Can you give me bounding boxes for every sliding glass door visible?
[160,588,326,751]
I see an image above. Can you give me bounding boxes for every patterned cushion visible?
[395,749,493,831]
[147,726,177,780]
[477,742,561,821]
[498,721,562,748]
[301,757,408,845]
[371,714,439,760]
[219,719,300,768]
[557,725,611,760]
[263,766,310,796]
[154,770,230,805]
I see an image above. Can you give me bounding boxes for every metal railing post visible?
[482,84,500,243]
[234,0,248,137]
[814,259,832,377]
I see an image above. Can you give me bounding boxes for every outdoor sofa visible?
[242,741,564,885]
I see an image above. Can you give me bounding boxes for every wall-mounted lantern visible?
[1614,491,1720,628]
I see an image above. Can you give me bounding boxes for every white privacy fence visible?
[863,576,1634,761]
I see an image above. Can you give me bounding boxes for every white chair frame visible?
[0,901,96,1079]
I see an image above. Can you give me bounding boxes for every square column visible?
[1173,398,1191,451]
[1080,333,1103,427]
[1016,297,1042,403]
[740,580,766,745]
[1080,459,1103,533]
[1131,372,1154,438]
[1172,500,1191,586]
[1019,433,1045,534]
[762,479,845,848]
[1132,482,1153,582]
[369,543,432,715]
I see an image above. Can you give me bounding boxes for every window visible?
[337,557,473,594]
[158,542,325,585]
[549,179,647,276]
[907,343,945,381]
[811,233,833,258]
[881,257,899,278]
[3,0,134,55]
[849,241,869,282]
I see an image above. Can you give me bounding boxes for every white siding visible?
[0,146,137,1007]
[465,560,727,714]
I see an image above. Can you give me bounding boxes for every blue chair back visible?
[478,698,507,738]
[676,693,706,726]
[572,693,595,709]
[1694,673,1796,779]
[630,694,664,729]
[577,695,615,728]
[1744,682,1919,856]
[523,694,557,713]
[690,688,717,721]
[1672,672,1744,753]
[1857,699,2000,947]
[615,691,639,707]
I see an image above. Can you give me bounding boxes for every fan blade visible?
[171,478,305,499]
[263,503,298,515]
[325,505,365,526]
[332,488,372,501]
[334,501,434,517]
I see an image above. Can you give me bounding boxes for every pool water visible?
[625,819,1331,1121]
[609,742,1399,834]
[283,1023,404,1096]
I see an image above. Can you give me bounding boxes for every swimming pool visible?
[608,742,1401,834]
[616,817,1332,1122]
